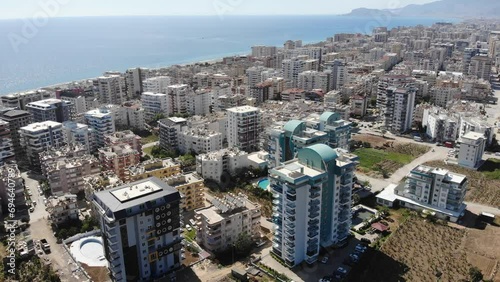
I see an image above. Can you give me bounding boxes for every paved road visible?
[464,201,500,216]
[22,172,48,222]
[142,141,159,149]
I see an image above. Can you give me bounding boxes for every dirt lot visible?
[348,216,470,282]
[465,225,500,281]
[425,160,500,208]
[82,264,109,282]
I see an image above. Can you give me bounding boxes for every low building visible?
[99,145,141,181]
[40,144,101,195]
[195,193,261,253]
[165,173,205,212]
[104,130,142,155]
[377,165,467,222]
[46,194,79,226]
[126,158,181,182]
[458,132,486,169]
[196,148,268,183]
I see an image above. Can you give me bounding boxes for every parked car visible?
[40,239,50,253]
[185,224,192,232]
[320,256,329,264]
[333,267,348,278]
[360,238,371,244]
[29,206,34,213]
[189,219,196,226]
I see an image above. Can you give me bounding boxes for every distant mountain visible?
[343,0,500,19]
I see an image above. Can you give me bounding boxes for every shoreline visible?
[0,17,462,96]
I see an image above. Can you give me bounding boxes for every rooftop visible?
[227,105,259,113]
[20,121,62,132]
[93,177,180,212]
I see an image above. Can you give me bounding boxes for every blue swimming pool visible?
[258,179,270,190]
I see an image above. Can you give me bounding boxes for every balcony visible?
[310,191,320,199]
[309,199,320,207]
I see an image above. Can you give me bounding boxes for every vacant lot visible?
[425,160,500,207]
[353,135,429,178]
[465,225,500,281]
[348,216,470,282]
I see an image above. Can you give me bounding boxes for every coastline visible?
[0,16,460,96]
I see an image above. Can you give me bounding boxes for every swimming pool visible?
[258,179,270,190]
[352,208,376,226]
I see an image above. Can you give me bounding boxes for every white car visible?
[185,224,192,231]
[320,256,329,263]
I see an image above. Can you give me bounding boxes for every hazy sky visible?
[0,0,438,19]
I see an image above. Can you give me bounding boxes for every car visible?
[336,267,347,275]
[349,253,360,260]
[189,219,196,226]
[356,243,367,249]
[29,206,34,212]
[355,247,366,253]
[360,238,371,244]
[320,256,329,263]
[185,224,192,231]
[40,239,50,253]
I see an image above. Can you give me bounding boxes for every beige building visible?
[195,193,261,253]
[164,173,205,212]
[126,158,181,182]
[46,194,79,226]
[40,144,101,195]
[99,144,141,181]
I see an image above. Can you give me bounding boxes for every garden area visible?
[352,134,430,178]
[425,160,500,207]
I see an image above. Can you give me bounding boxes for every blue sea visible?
[0,15,458,95]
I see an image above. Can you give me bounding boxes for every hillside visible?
[344,0,500,19]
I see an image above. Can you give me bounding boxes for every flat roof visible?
[227,105,259,113]
[20,121,62,131]
[94,177,180,213]
[111,181,163,203]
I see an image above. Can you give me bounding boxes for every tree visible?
[352,194,361,205]
[234,232,253,256]
[378,206,390,216]
[469,266,483,282]
[179,153,196,167]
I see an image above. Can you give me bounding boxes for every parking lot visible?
[292,237,371,282]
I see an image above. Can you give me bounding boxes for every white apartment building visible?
[432,85,461,108]
[159,117,187,152]
[125,67,151,99]
[141,92,169,121]
[59,90,88,114]
[92,177,183,282]
[282,57,319,88]
[96,75,126,105]
[178,128,223,155]
[196,148,268,183]
[297,71,329,92]
[377,165,467,222]
[283,47,323,62]
[246,66,273,88]
[62,121,96,153]
[324,60,347,90]
[458,132,486,169]
[121,100,146,130]
[270,145,358,267]
[167,84,191,116]
[425,113,459,143]
[459,117,494,145]
[195,193,261,253]
[468,56,492,81]
[251,45,277,57]
[380,86,416,134]
[143,76,172,93]
[19,121,64,170]
[227,106,261,153]
[187,89,211,116]
[84,108,116,149]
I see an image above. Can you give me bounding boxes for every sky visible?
[0,0,438,19]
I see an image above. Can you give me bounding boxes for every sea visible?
[0,15,459,95]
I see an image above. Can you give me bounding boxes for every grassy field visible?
[143,146,153,156]
[141,134,159,144]
[347,216,471,282]
[478,158,500,180]
[356,148,414,169]
[353,134,430,178]
[425,160,500,207]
